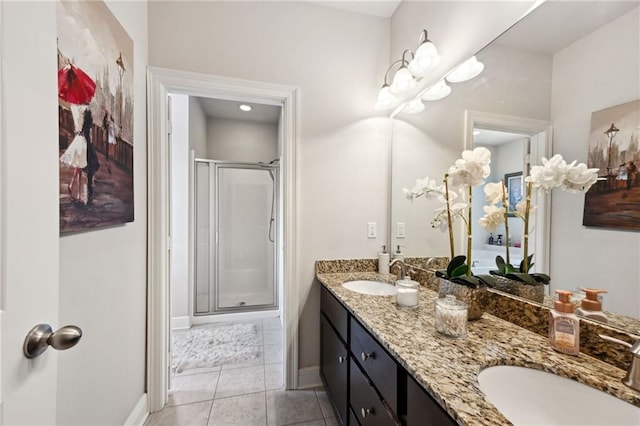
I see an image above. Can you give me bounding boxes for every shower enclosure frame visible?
[194,159,280,316]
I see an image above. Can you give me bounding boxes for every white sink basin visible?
[478,365,640,425]
[341,280,395,296]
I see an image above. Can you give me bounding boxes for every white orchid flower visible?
[432,202,468,231]
[562,162,599,193]
[447,147,491,188]
[526,154,569,191]
[402,176,442,201]
[484,181,506,206]
[478,204,506,232]
[515,199,535,217]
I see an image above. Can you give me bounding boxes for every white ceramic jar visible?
[396,279,419,307]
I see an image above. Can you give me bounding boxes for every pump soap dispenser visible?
[378,246,390,274]
[549,290,580,356]
[576,288,608,323]
[394,245,405,261]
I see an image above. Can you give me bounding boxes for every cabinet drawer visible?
[321,286,348,342]
[350,358,400,426]
[406,374,457,426]
[350,317,397,413]
[349,408,360,426]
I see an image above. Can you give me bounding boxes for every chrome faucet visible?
[389,258,409,280]
[600,334,640,392]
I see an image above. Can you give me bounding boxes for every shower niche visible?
[195,160,279,314]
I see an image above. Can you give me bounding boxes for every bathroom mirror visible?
[390,1,640,333]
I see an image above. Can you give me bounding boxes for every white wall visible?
[171,94,190,323]
[550,7,640,317]
[56,1,148,425]
[190,97,208,158]
[149,1,391,369]
[207,117,278,162]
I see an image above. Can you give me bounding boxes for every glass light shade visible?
[389,66,416,95]
[421,80,451,101]
[374,86,397,110]
[446,56,485,83]
[408,41,441,77]
[401,98,425,114]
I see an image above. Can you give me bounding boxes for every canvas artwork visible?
[583,99,640,230]
[505,172,523,217]
[57,0,134,233]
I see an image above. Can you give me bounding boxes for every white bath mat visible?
[171,323,261,373]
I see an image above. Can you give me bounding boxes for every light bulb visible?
[408,41,441,77]
[374,86,397,110]
[421,80,451,101]
[389,67,416,95]
[239,104,252,112]
[446,56,484,83]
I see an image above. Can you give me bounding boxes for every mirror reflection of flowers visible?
[404,147,491,288]
[479,154,599,285]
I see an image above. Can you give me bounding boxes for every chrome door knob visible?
[338,355,345,364]
[361,407,375,418]
[361,351,374,362]
[23,324,82,359]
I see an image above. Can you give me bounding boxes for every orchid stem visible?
[444,175,455,261]
[523,181,532,272]
[467,186,472,276]
[501,179,511,266]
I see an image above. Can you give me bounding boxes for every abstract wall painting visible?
[583,99,640,230]
[57,0,134,233]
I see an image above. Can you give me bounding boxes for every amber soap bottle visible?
[549,290,580,356]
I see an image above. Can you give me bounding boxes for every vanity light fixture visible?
[389,50,417,96]
[375,59,404,110]
[238,104,252,112]
[408,30,441,77]
[421,79,451,101]
[446,56,485,83]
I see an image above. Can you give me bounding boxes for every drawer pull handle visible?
[361,351,375,362]
[338,355,345,364]
[361,407,375,418]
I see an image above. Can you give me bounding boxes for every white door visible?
[1,2,61,423]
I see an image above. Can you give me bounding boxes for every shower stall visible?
[194,159,279,315]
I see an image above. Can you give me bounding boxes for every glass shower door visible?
[215,164,277,310]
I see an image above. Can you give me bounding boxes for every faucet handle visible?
[600,334,640,392]
[599,334,640,355]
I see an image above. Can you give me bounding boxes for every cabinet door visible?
[321,315,348,424]
[406,374,457,426]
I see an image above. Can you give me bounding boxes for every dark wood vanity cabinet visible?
[320,286,455,426]
[406,375,457,426]
[320,315,349,424]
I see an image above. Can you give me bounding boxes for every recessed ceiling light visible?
[239,104,252,112]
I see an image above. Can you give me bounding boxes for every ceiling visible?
[307,0,402,18]
[494,1,639,55]
[196,97,281,124]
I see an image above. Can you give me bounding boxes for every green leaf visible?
[475,274,496,288]
[495,256,506,273]
[519,254,535,272]
[505,272,538,285]
[434,269,447,278]
[504,263,517,274]
[530,273,551,284]
[450,263,469,278]
[446,255,467,277]
[450,275,484,289]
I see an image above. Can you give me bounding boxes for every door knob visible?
[23,324,82,359]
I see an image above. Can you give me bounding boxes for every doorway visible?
[147,67,299,412]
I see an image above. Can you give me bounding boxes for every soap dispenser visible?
[576,288,608,323]
[549,290,580,356]
[378,245,390,274]
[394,245,405,261]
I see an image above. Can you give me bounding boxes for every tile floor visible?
[145,317,338,426]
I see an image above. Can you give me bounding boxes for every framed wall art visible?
[583,99,640,230]
[505,171,523,216]
[57,0,134,233]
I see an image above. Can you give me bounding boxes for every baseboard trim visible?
[123,393,148,426]
[172,316,190,330]
[297,366,321,389]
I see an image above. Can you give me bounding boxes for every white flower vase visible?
[491,275,545,303]
[438,278,486,321]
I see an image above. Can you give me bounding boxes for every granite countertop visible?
[316,270,640,426]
